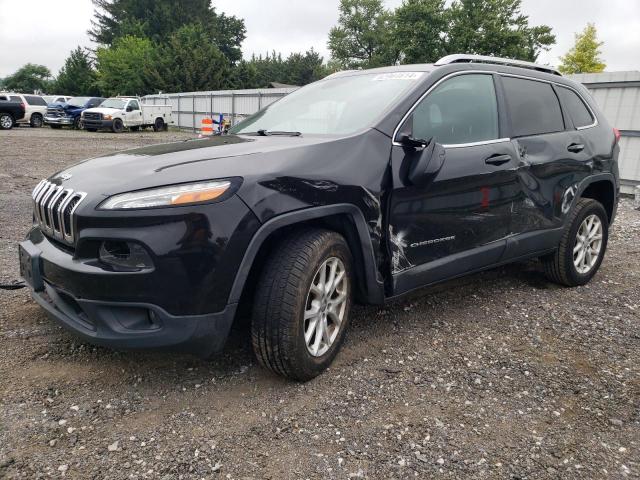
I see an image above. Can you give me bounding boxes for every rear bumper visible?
[30,280,237,356]
[44,116,74,125]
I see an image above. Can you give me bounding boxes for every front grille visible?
[32,180,86,245]
[83,112,102,120]
[46,106,64,118]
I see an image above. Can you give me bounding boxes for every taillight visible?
[613,128,621,143]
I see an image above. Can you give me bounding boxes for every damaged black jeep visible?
[20,55,620,380]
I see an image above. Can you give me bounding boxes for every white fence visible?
[142,87,297,131]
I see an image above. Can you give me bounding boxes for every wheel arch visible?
[228,204,385,310]
[576,174,617,223]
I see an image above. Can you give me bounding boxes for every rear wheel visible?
[30,113,43,128]
[543,198,608,286]
[112,118,124,133]
[251,229,353,381]
[153,117,164,132]
[0,113,14,130]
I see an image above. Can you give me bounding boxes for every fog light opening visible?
[99,240,154,271]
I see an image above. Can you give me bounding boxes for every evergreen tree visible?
[146,24,229,93]
[54,47,99,96]
[558,24,606,74]
[95,36,155,96]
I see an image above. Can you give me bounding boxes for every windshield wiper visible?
[256,129,302,137]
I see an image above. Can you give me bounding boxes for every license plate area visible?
[19,242,44,291]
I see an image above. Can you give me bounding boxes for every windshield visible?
[67,96,90,107]
[100,98,127,109]
[230,71,425,136]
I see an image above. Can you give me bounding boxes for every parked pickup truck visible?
[0,99,25,129]
[44,96,105,129]
[82,96,172,133]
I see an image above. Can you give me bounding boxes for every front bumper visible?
[83,119,113,130]
[44,116,74,125]
[20,237,238,356]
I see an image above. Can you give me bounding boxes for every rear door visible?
[388,72,522,294]
[500,75,596,258]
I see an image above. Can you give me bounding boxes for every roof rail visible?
[434,54,561,76]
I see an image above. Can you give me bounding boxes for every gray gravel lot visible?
[1,127,639,479]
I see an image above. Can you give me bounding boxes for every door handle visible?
[567,143,585,153]
[485,154,512,166]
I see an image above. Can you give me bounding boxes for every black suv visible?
[19,55,620,381]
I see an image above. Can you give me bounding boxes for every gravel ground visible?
[0,127,639,479]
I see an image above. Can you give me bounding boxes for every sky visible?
[0,0,639,78]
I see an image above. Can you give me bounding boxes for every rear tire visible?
[251,229,353,381]
[543,198,608,286]
[0,113,14,130]
[30,113,43,128]
[112,118,124,133]
[153,117,164,132]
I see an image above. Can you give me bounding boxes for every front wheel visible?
[73,116,83,130]
[251,229,353,381]
[112,118,124,133]
[543,198,609,286]
[0,113,14,130]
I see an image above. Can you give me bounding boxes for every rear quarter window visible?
[557,86,595,128]
[502,77,564,137]
[24,95,47,106]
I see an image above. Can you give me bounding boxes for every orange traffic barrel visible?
[199,117,214,137]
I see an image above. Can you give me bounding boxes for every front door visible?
[126,99,143,126]
[388,72,521,294]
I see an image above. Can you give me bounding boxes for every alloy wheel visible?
[573,214,603,274]
[303,257,348,357]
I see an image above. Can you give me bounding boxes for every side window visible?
[0,96,8,101]
[10,96,21,102]
[502,77,564,137]
[129,100,140,110]
[24,95,47,106]
[557,86,594,128]
[407,74,499,145]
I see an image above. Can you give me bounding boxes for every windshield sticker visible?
[372,72,424,81]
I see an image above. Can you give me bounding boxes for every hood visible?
[49,102,84,112]
[50,134,357,199]
[83,107,121,115]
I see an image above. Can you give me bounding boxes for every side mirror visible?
[407,140,446,188]
[126,106,133,112]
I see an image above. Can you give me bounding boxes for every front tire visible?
[30,113,43,128]
[251,229,353,381]
[0,113,14,130]
[543,198,609,286]
[73,116,83,130]
[112,118,124,133]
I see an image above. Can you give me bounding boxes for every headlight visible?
[99,180,233,210]
[104,114,112,120]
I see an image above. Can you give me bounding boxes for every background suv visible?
[19,55,619,381]
[0,93,47,127]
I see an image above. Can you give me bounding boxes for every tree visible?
[2,64,53,93]
[89,0,246,63]
[54,47,99,96]
[146,24,229,93]
[445,0,555,61]
[283,49,328,86]
[558,24,606,74]
[328,0,398,69]
[393,0,447,64]
[95,36,156,96]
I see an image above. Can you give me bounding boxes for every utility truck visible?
[82,96,173,133]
